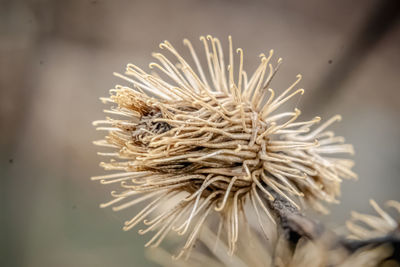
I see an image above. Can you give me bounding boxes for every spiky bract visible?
[347,200,400,240]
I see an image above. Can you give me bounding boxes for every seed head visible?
[93,35,356,257]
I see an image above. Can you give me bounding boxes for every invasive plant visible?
[92,36,398,264]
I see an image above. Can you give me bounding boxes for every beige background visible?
[1,0,399,266]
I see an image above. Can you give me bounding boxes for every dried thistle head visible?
[92,35,356,257]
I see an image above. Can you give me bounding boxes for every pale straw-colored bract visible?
[347,199,400,240]
[149,226,393,267]
[92,35,356,258]
[149,202,400,266]
[147,222,398,267]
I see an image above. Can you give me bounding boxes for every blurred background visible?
[1,0,399,266]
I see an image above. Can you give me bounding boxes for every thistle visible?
[92,35,356,257]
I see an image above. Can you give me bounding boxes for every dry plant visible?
[149,200,400,267]
[92,35,398,265]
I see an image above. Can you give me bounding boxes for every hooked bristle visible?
[347,199,400,240]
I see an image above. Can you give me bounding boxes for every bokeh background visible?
[1,0,399,266]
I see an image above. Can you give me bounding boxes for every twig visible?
[262,191,400,261]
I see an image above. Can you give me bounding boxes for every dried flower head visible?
[93,35,356,257]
